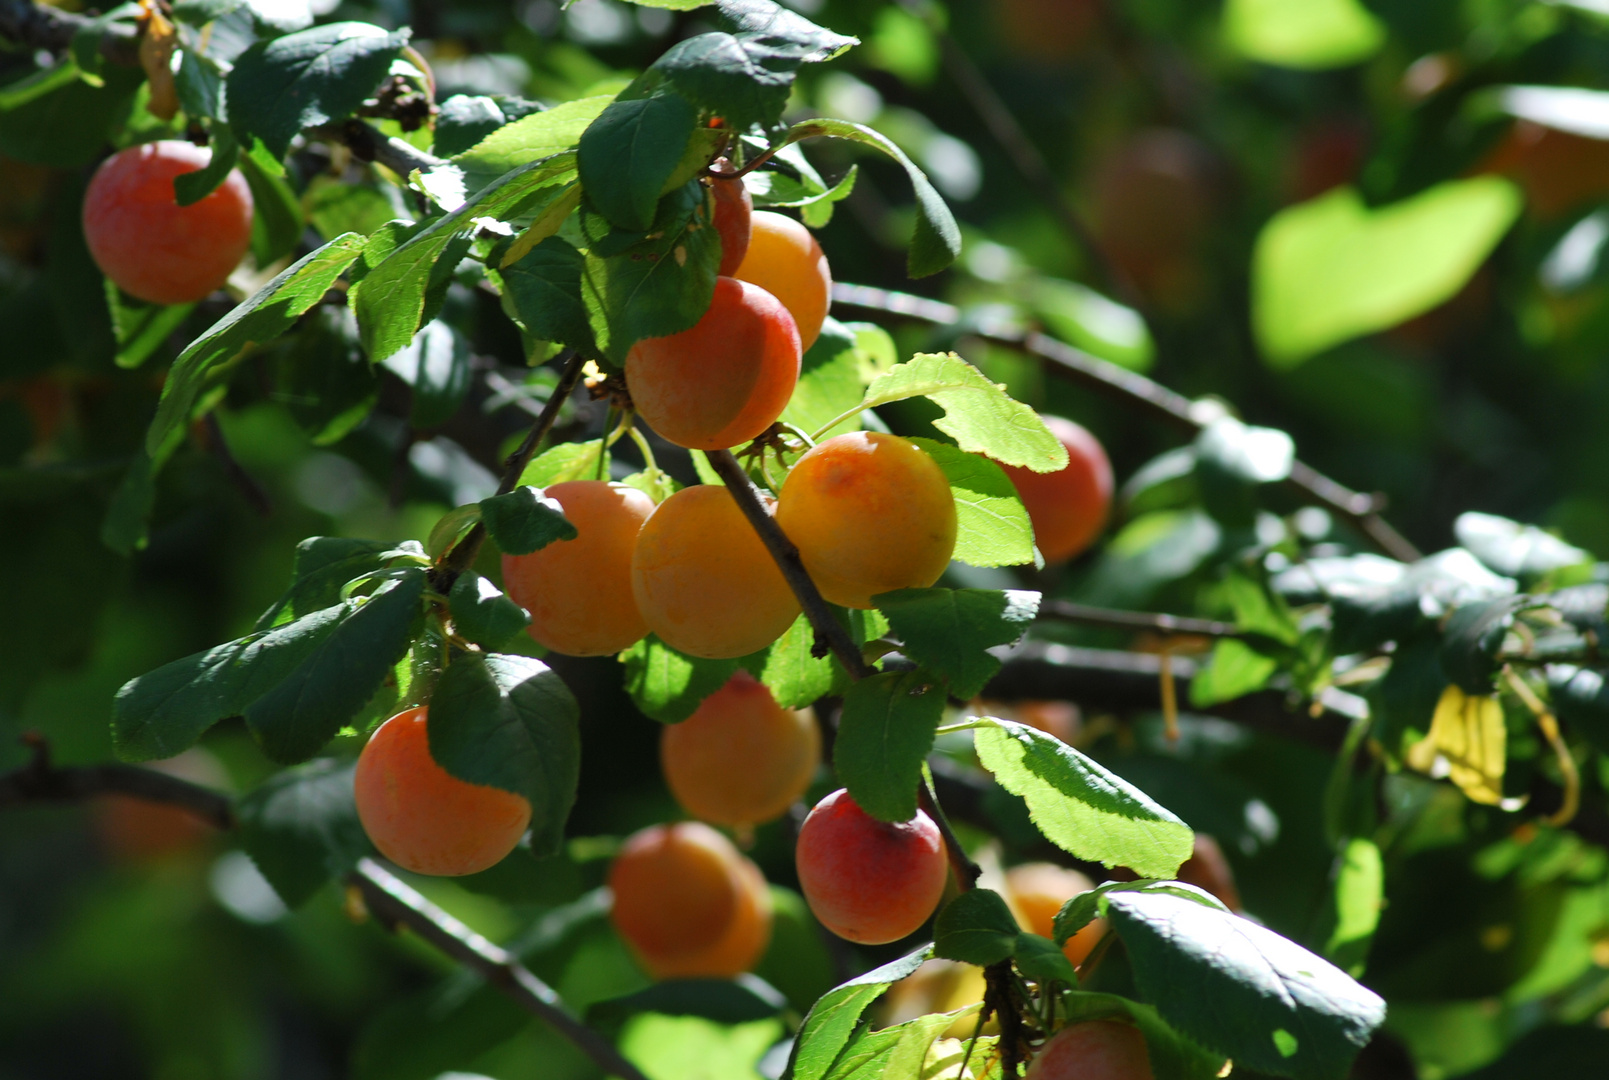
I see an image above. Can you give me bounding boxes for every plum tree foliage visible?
[8,0,1609,1078]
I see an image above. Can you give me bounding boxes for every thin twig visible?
[1039,600,1242,639]
[828,282,1423,563]
[310,119,447,180]
[919,771,980,889]
[0,734,233,829]
[433,351,585,591]
[705,449,872,678]
[349,858,653,1080]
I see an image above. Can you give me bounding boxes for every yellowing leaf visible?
[139,6,180,121]
[1406,685,1511,806]
[501,183,581,268]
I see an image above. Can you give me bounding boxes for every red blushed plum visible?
[1000,416,1113,564]
[82,140,254,305]
[795,788,949,944]
[625,276,801,451]
[710,162,752,276]
[1026,1021,1155,1080]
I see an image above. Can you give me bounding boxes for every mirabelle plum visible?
[1027,1021,1154,1080]
[626,276,801,450]
[795,788,949,944]
[354,706,532,877]
[733,210,831,350]
[776,432,957,609]
[501,480,653,656]
[609,821,773,979]
[82,140,254,305]
[1005,862,1108,968]
[661,670,819,827]
[999,416,1113,564]
[710,162,752,276]
[631,484,800,658]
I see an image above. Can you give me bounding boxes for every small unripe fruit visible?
[631,484,800,659]
[82,140,254,305]
[609,821,773,979]
[710,163,752,277]
[733,210,831,350]
[661,670,820,827]
[501,480,653,656]
[626,276,801,450]
[1027,1021,1154,1080]
[1005,862,1107,968]
[354,707,532,877]
[777,432,957,609]
[999,416,1113,564]
[795,788,949,944]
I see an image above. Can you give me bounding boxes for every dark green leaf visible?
[1107,890,1386,1079]
[350,153,575,362]
[269,306,379,445]
[833,669,945,823]
[238,758,373,907]
[449,573,531,650]
[380,319,472,429]
[148,233,366,455]
[933,887,1019,966]
[173,128,240,206]
[1194,416,1294,526]
[0,64,140,168]
[874,587,1040,699]
[1014,933,1077,986]
[428,652,581,857]
[1121,446,1199,517]
[1053,880,1227,946]
[104,283,195,371]
[439,95,610,204]
[581,180,722,362]
[577,93,698,232]
[1548,665,1609,754]
[226,22,410,160]
[240,147,309,265]
[1455,511,1591,580]
[620,635,739,724]
[648,32,793,135]
[479,485,577,555]
[787,944,931,1080]
[303,179,397,242]
[434,94,507,157]
[1438,596,1528,694]
[779,317,865,440]
[713,1,859,64]
[113,570,426,763]
[588,976,787,1030]
[254,536,422,630]
[176,44,225,118]
[906,438,1035,568]
[973,718,1194,877]
[498,236,597,356]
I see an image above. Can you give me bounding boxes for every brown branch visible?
[1039,600,1242,640]
[828,282,1423,563]
[348,858,653,1080]
[433,351,586,591]
[0,0,138,63]
[0,734,233,829]
[311,119,448,180]
[705,449,873,679]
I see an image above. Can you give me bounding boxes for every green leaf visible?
[270,308,380,445]
[906,439,1035,568]
[227,22,409,160]
[1028,278,1154,372]
[113,570,426,763]
[147,233,366,456]
[646,32,793,135]
[104,282,195,371]
[448,573,531,650]
[1053,880,1228,946]
[0,62,140,168]
[1438,596,1527,695]
[589,976,787,1030]
[620,1014,783,1080]
[581,180,722,362]
[874,587,1040,699]
[1194,415,1294,525]
[620,635,740,724]
[239,147,308,266]
[254,536,424,630]
[779,318,868,441]
[832,669,945,823]
[714,0,859,63]
[440,95,612,203]
[1223,0,1385,70]
[1106,890,1386,1079]
[1454,512,1591,581]
[933,887,1020,966]
[498,236,597,356]
[847,353,1066,471]
[781,117,957,277]
[1014,933,1078,986]
[172,128,240,206]
[518,439,604,488]
[749,163,858,229]
[973,718,1194,877]
[1253,180,1522,366]
[817,1009,966,1080]
[578,92,698,232]
[479,485,577,556]
[380,319,473,429]
[1548,665,1609,755]
[1188,638,1279,707]
[303,179,399,243]
[351,153,576,363]
[428,651,581,857]
[1324,838,1383,978]
[788,944,932,1080]
[238,758,373,907]
[749,615,835,709]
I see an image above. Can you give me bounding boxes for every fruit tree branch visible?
[0,0,138,63]
[829,282,1423,563]
[1038,600,1243,639]
[310,119,448,180]
[706,449,874,679]
[348,858,653,1080]
[433,351,586,591]
[0,735,652,1080]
